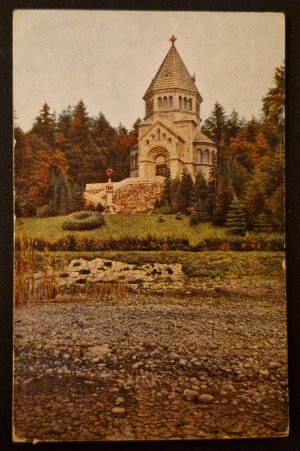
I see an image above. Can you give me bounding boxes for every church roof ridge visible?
[144,37,200,99]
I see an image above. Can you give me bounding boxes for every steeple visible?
[144,37,201,99]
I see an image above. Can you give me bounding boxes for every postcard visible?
[13,10,287,442]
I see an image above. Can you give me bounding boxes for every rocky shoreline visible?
[14,278,288,442]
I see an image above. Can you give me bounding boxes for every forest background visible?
[14,63,284,232]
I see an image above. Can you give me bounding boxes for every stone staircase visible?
[84,176,164,213]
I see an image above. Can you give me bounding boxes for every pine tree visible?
[241,170,267,229]
[170,176,180,211]
[69,100,91,146]
[213,175,234,225]
[190,200,209,225]
[174,168,194,214]
[91,112,116,147]
[57,105,73,135]
[224,109,241,145]
[190,172,208,205]
[226,197,247,235]
[160,167,172,209]
[253,213,273,233]
[31,102,56,148]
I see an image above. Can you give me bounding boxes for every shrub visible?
[158,215,165,223]
[96,203,105,213]
[62,211,105,231]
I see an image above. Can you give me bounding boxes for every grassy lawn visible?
[15,214,228,246]
[44,250,285,280]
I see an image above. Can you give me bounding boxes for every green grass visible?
[15,214,228,246]
[44,250,285,281]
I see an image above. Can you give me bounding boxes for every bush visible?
[193,233,284,251]
[36,205,54,218]
[96,203,105,213]
[158,215,165,223]
[62,211,105,231]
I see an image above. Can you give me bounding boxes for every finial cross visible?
[170,35,177,45]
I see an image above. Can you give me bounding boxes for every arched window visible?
[155,154,167,176]
[157,128,161,140]
[134,154,138,168]
[196,102,199,114]
[169,96,173,109]
[163,96,168,109]
[183,97,187,109]
[197,149,201,163]
[188,98,192,111]
[211,151,216,163]
[204,149,209,164]
[158,97,162,110]
[179,96,182,109]
[151,134,155,141]
[162,133,166,140]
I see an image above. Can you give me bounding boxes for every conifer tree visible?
[174,168,194,214]
[190,172,208,205]
[57,105,73,134]
[253,213,273,233]
[226,197,247,235]
[241,170,267,229]
[190,200,209,225]
[69,100,91,146]
[31,102,56,147]
[213,175,234,225]
[170,176,180,212]
[160,167,173,210]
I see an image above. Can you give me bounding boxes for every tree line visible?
[14,63,284,232]
[14,100,140,216]
[157,63,284,232]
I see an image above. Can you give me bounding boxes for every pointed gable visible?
[144,40,201,99]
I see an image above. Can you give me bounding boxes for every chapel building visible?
[84,37,217,212]
[129,35,217,181]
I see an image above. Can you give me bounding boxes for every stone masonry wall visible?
[113,182,162,213]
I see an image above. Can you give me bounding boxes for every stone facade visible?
[112,181,162,213]
[130,36,217,181]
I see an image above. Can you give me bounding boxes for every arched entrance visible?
[155,153,167,176]
[147,147,170,178]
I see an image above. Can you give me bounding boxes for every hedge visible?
[62,211,105,231]
[15,233,284,252]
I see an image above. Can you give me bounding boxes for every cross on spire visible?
[169,35,177,45]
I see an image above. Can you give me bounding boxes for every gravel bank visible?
[13,286,288,442]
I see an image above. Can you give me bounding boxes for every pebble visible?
[184,389,199,402]
[111,407,126,415]
[13,278,288,442]
[199,394,215,403]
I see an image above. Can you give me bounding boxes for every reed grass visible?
[14,236,57,308]
[14,236,129,308]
